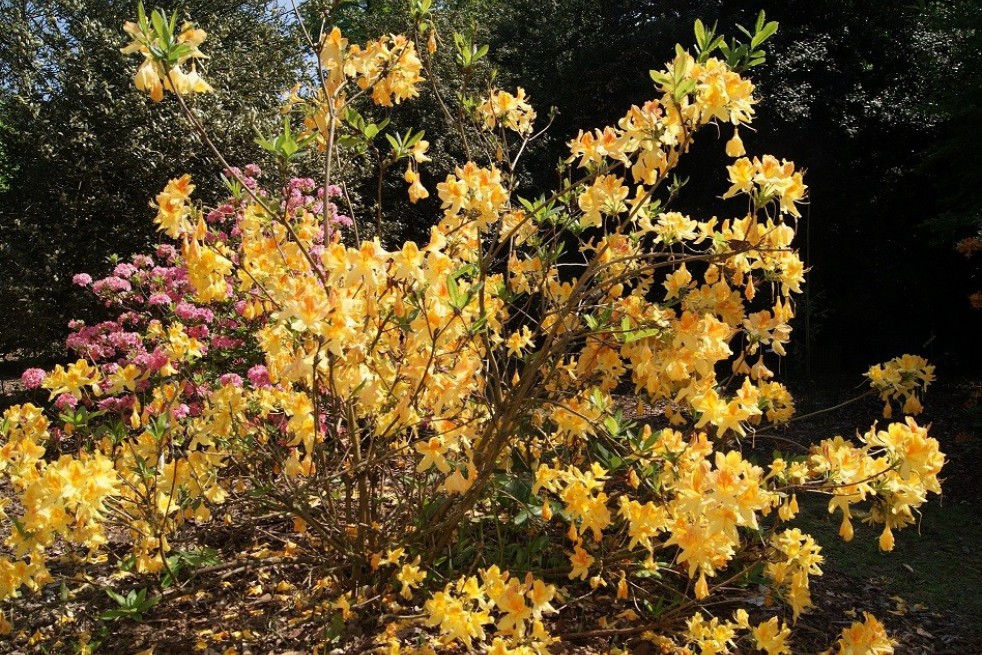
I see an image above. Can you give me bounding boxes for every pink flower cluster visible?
[282,177,351,229]
[19,167,342,435]
[21,368,46,389]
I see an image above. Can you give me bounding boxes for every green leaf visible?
[694,19,706,48]
[105,589,127,606]
[673,79,696,102]
[641,428,661,452]
[344,107,364,128]
[446,274,464,310]
[751,21,779,50]
[169,43,193,62]
[150,11,169,43]
[99,609,128,621]
[406,129,424,147]
[650,70,670,86]
[623,327,662,344]
[335,135,362,149]
[325,611,345,643]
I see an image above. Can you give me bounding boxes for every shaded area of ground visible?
[782,378,982,653]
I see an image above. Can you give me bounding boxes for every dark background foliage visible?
[0,0,299,361]
[480,0,981,380]
[1,0,978,382]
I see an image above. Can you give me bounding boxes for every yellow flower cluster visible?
[765,528,825,620]
[437,161,510,236]
[723,155,807,217]
[568,52,754,186]
[320,28,424,106]
[811,417,944,551]
[423,567,557,653]
[41,360,102,399]
[476,88,537,136]
[153,174,195,238]
[534,434,773,597]
[0,404,119,600]
[832,612,895,655]
[682,610,792,655]
[866,353,935,417]
[121,7,212,102]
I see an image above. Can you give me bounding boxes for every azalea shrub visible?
[0,3,946,653]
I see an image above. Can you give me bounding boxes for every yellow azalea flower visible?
[424,589,489,649]
[505,326,534,357]
[404,165,429,203]
[752,617,792,655]
[664,264,693,299]
[834,613,895,655]
[578,174,629,228]
[693,571,709,599]
[477,88,537,136]
[154,174,194,238]
[723,157,755,198]
[166,64,213,95]
[527,579,556,617]
[415,437,451,473]
[42,360,102,399]
[494,579,531,636]
[396,558,426,599]
[107,364,143,394]
[568,545,594,580]
[878,526,895,552]
[134,59,164,102]
[442,462,477,494]
[122,12,210,101]
[320,27,348,83]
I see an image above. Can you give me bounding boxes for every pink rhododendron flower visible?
[187,325,210,340]
[219,373,243,387]
[148,293,171,306]
[211,335,242,349]
[21,368,46,389]
[55,393,78,411]
[248,365,271,388]
[156,244,177,261]
[92,276,132,295]
[114,263,137,278]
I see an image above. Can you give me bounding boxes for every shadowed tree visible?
[0,0,300,360]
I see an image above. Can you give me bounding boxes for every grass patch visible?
[796,494,982,633]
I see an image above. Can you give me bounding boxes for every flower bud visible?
[726,129,746,157]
